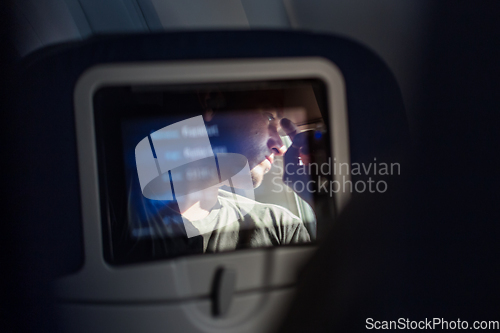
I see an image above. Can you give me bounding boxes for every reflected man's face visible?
[209,108,286,188]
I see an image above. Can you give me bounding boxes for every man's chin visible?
[250,167,265,188]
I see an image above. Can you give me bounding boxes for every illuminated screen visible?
[94,80,334,265]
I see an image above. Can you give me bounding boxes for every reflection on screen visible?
[94,80,330,264]
[122,107,323,253]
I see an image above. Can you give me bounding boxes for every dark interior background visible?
[1,1,500,332]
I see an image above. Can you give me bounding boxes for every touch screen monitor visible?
[89,60,349,266]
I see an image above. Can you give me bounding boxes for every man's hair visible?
[201,89,285,112]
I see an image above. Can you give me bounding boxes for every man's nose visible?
[268,130,286,156]
[274,144,287,156]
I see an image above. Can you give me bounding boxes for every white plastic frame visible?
[55,58,350,307]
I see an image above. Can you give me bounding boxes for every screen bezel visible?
[94,80,332,265]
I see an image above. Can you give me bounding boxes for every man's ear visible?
[198,90,224,122]
[197,91,214,122]
[203,109,214,122]
[197,91,211,110]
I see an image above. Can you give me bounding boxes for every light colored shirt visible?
[184,189,311,252]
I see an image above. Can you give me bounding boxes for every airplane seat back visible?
[12,31,410,332]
